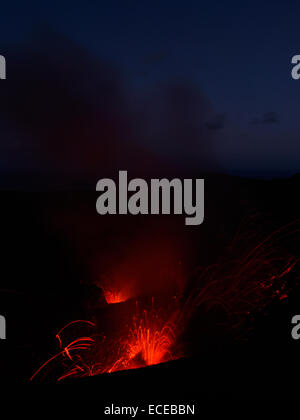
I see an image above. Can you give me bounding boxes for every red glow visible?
[126,310,176,367]
[30,302,180,381]
[182,223,299,328]
[103,288,129,304]
[30,320,96,381]
[93,234,186,306]
[30,223,299,383]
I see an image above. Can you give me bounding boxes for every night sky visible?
[0,0,299,180]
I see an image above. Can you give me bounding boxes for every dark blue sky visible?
[1,0,300,178]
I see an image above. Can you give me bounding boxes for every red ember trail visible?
[30,223,299,382]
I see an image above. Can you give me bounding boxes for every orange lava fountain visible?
[125,308,177,368]
[29,222,299,383]
[30,302,180,382]
[103,288,129,304]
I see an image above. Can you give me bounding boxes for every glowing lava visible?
[30,304,179,381]
[103,288,129,304]
[30,222,299,383]
[126,309,176,367]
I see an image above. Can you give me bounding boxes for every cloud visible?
[136,81,221,172]
[250,112,280,125]
[0,30,221,188]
